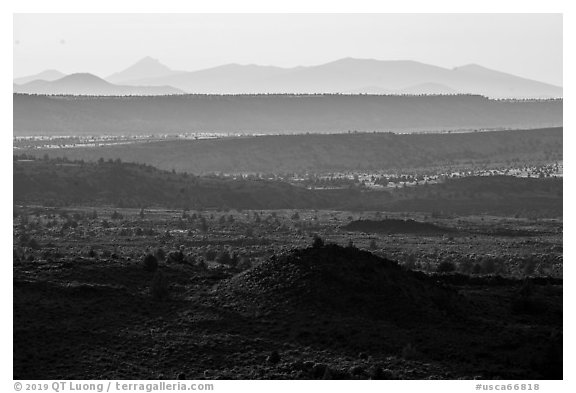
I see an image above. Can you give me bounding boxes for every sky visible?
[13,13,563,86]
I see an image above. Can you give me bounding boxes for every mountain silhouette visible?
[13,69,66,85]
[13,58,562,98]
[118,58,562,98]
[106,56,185,84]
[13,73,184,96]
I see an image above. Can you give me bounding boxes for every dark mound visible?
[217,244,462,324]
[343,219,451,235]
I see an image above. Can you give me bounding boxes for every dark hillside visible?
[13,159,562,217]
[22,128,562,174]
[389,176,563,217]
[12,159,324,209]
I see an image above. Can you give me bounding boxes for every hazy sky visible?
[13,13,563,86]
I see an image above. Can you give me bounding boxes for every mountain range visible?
[13,72,183,96]
[13,57,562,98]
[13,69,67,85]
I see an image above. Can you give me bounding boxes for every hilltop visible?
[13,73,183,96]
[217,243,463,324]
[13,159,323,209]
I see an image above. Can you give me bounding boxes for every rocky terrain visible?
[13,208,562,380]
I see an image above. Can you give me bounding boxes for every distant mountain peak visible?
[454,64,491,72]
[328,57,377,65]
[59,73,110,84]
[106,57,178,84]
[42,69,62,74]
[63,72,104,79]
[138,56,159,62]
[13,72,183,96]
[131,56,168,69]
[13,69,67,85]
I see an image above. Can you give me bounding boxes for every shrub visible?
[369,239,378,250]
[143,254,159,272]
[522,258,537,277]
[196,258,208,270]
[437,260,456,273]
[403,253,417,270]
[184,253,196,265]
[472,263,482,275]
[199,217,208,232]
[237,257,253,271]
[155,248,166,261]
[458,259,473,274]
[229,252,239,267]
[369,366,395,380]
[62,220,78,230]
[166,250,184,264]
[216,251,232,265]
[150,271,169,301]
[312,234,324,248]
[266,351,281,364]
[18,233,30,245]
[119,228,133,237]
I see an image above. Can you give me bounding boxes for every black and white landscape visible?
[13,13,563,381]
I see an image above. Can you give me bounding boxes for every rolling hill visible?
[106,56,186,84]
[13,69,67,85]
[13,73,184,96]
[20,128,562,174]
[13,159,324,209]
[13,158,562,217]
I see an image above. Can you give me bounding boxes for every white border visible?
[3,2,572,392]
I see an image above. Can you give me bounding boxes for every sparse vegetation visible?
[312,234,324,248]
[13,132,563,380]
[143,254,158,272]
